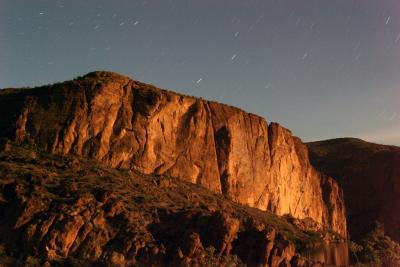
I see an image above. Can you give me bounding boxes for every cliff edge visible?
[0,71,347,237]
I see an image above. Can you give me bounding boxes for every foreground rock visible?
[0,145,336,266]
[0,71,346,237]
[307,138,400,242]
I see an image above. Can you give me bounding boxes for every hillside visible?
[0,142,348,266]
[307,138,400,242]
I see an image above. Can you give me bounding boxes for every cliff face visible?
[307,138,400,242]
[0,144,346,266]
[0,71,346,237]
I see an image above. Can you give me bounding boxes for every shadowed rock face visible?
[0,71,346,237]
[307,138,400,242]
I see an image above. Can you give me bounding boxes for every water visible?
[304,242,349,266]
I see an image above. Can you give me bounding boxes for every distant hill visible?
[307,138,400,242]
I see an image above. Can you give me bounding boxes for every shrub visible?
[24,256,41,267]
[199,246,244,267]
[352,222,400,267]
[0,244,6,257]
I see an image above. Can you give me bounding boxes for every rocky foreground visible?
[0,143,343,266]
[0,71,346,238]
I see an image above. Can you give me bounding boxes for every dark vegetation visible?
[350,222,400,267]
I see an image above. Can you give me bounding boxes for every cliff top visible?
[0,70,286,130]
[307,137,400,155]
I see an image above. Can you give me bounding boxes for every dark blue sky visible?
[1,0,399,145]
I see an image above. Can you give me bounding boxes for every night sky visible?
[1,0,399,145]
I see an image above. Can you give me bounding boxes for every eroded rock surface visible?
[0,71,346,237]
[0,145,331,266]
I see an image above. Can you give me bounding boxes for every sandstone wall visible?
[0,71,347,237]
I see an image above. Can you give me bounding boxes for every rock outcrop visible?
[307,138,400,242]
[0,71,346,237]
[0,144,333,266]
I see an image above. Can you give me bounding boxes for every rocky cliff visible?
[0,71,346,237]
[0,144,348,266]
[307,138,400,242]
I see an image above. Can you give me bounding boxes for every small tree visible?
[349,240,363,264]
[359,221,400,266]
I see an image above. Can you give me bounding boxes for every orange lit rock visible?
[0,71,346,237]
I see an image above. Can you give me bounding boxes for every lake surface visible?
[304,242,349,266]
